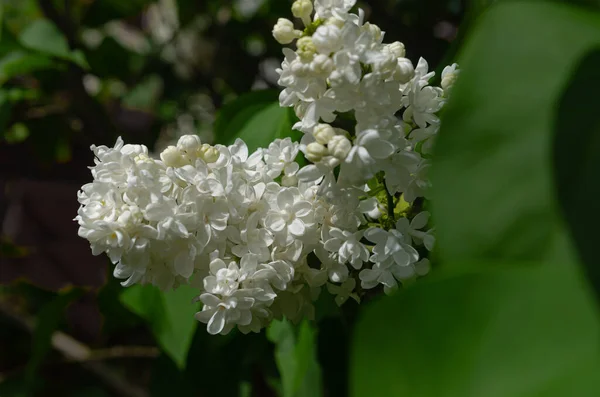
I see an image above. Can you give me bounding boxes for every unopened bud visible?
[394,57,414,84]
[305,142,328,163]
[312,25,342,55]
[385,41,406,58]
[296,37,317,60]
[198,144,220,163]
[363,22,382,42]
[325,17,344,29]
[160,146,187,167]
[273,18,301,44]
[372,52,397,79]
[313,123,336,145]
[328,135,352,160]
[291,0,313,26]
[441,63,459,92]
[310,54,333,75]
[177,135,202,152]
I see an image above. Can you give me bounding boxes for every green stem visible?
[384,181,395,222]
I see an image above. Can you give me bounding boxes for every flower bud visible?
[310,54,333,75]
[134,153,153,164]
[441,63,459,92]
[121,144,147,156]
[327,70,344,87]
[177,135,202,152]
[372,52,397,79]
[291,59,311,77]
[362,22,382,42]
[160,146,187,167]
[296,36,317,60]
[325,16,344,29]
[313,123,336,145]
[394,57,415,83]
[322,156,340,168]
[305,142,328,162]
[291,0,313,26]
[198,143,220,163]
[328,135,352,160]
[273,18,301,44]
[312,25,342,55]
[385,41,406,58]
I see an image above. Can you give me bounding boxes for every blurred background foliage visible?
[2,0,600,397]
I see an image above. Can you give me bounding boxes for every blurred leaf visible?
[0,51,57,84]
[267,319,323,397]
[19,19,69,57]
[6,87,40,102]
[431,1,600,264]
[122,74,163,111]
[0,25,21,54]
[351,262,600,397]
[18,19,88,68]
[553,48,600,300]
[214,90,301,152]
[4,122,30,144]
[26,289,83,392]
[120,284,199,369]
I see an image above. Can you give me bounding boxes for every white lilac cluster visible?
[274,0,459,196]
[76,0,458,336]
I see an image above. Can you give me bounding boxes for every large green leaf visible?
[553,48,600,301]
[120,284,200,369]
[214,90,301,152]
[351,3,600,396]
[351,262,600,397]
[431,1,600,264]
[267,319,323,397]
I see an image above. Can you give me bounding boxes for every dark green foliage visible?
[553,48,600,302]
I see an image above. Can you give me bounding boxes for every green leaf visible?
[267,319,323,397]
[431,1,600,264]
[214,90,300,152]
[19,19,70,57]
[0,51,57,84]
[553,48,600,300]
[18,19,88,68]
[120,284,200,369]
[351,262,600,397]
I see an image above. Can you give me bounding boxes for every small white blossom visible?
[273,18,302,44]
